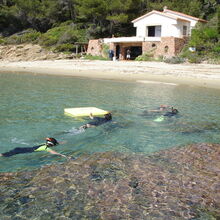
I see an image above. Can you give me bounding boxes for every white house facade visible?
[87,7,206,59]
[133,11,191,38]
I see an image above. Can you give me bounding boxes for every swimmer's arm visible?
[148,109,161,112]
[47,149,69,159]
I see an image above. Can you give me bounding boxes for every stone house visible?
[87,7,207,60]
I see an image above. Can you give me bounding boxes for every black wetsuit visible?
[163,112,178,117]
[88,117,111,127]
[1,144,50,157]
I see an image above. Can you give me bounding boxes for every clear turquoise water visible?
[1,72,220,172]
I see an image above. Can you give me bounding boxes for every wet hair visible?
[104,113,112,120]
[46,137,59,147]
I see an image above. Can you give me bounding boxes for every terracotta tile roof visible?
[164,9,207,23]
[132,9,207,23]
[132,10,176,23]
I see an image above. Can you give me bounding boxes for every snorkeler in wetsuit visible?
[0,137,69,158]
[154,108,179,122]
[141,105,172,117]
[163,108,179,117]
[80,113,112,129]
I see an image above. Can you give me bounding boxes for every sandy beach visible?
[0,59,220,89]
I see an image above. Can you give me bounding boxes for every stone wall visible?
[174,37,188,55]
[87,39,103,56]
[142,41,161,57]
[87,37,187,59]
[142,37,187,58]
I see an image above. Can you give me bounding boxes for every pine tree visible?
[218,6,220,34]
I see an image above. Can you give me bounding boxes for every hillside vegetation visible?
[0,0,220,62]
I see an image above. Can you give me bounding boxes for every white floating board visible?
[64,107,109,117]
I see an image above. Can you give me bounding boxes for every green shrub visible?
[180,45,203,63]
[39,23,87,47]
[0,37,6,45]
[5,35,20,44]
[21,30,41,43]
[203,28,219,40]
[5,29,41,44]
[188,24,220,59]
[84,54,108,60]
[53,43,76,52]
[213,45,220,53]
[164,56,185,64]
[207,57,220,64]
[187,53,202,63]
[135,53,154,61]
[39,26,66,46]
[102,44,110,58]
[156,55,164,62]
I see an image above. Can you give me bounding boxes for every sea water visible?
[1,72,220,172]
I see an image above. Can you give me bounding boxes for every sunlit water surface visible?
[1,72,220,172]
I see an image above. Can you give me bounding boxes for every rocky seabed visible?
[0,143,219,220]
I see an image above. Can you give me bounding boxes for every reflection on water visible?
[0,72,220,172]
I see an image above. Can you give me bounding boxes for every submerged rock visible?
[172,121,220,134]
[0,143,219,219]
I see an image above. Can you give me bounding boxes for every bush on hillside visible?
[102,44,110,58]
[4,29,41,44]
[39,22,87,47]
[213,44,220,53]
[0,37,6,44]
[206,57,220,64]
[187,54,202,63]
[164,56,185,64]
[39,26,67,46]
[84,54,108,60]
[189,27,219,55]
[179,19,220,63]
[53,43,76,52]
[21,30,41,43]
[135,52,154,61]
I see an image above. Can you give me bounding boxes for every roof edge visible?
[164,9,207,23]
[132,10,179,23]
[132,8,207,24]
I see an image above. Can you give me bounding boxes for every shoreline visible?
[1,59,220,89]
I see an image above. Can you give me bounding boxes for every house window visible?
[183,25,187,36]
[147,26,161,37]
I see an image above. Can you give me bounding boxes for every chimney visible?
[163,6,167,12]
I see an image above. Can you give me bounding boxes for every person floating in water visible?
[141,105,171,117]
[148,105,171,113]
[163,107,179,117]
[80,112,112,129]
[0,137,69,159]
[154,107,179,122]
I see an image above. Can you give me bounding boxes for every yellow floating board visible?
[64,107,109,117]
